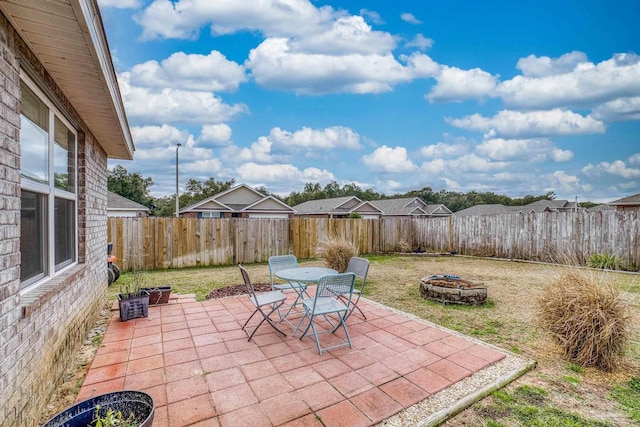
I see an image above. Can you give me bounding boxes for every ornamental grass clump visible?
[317,236,358,273]
[537,270,630,371]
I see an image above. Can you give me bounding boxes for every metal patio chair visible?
[342,257,370,321]
[293,272,356,355]
[239,265,287,341]
[268,254,309,321]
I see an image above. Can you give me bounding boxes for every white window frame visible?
[20,73,78,294]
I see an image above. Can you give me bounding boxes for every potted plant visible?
[117,271,150,322]
[42,390,154,427]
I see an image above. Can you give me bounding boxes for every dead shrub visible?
[537,270,630,371]
[396,240,412,253]
[317,236,358,273]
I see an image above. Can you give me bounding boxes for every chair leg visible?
[243,302,287,341]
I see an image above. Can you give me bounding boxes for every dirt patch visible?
[205,283,272,299]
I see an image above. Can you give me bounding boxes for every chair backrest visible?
[314,272,356,308]
[268,255,298,284]
[346,257,369,287]
[239,265,256,299]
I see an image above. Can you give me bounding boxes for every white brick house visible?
[0,1,133,425]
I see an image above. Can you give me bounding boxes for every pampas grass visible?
[537,269,630,371]
[316,235,358,273]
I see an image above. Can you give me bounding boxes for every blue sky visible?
[100,0,640,203]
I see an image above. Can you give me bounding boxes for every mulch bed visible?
[205,283,272,299]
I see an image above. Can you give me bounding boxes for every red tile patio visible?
[79,294,514,426]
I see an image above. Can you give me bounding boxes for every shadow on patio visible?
[79,293,533,427]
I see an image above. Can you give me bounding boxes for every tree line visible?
[108,165,595,217]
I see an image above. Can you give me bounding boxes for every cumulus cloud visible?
[236,162,335,184]
[582,159,640,180]
[200,124,232,146]
[446,109,606,137]
[131,124,188,148]
[426,65,498,102]
[497,53,640,109]
[400,13,422,25]
[268,126,362,151]
[362,146,416,173]
[127,51,246,92]
[551,148,573,162]
[118,73,248,124]
[591,96,640,122]
[405,34,434,51]
[359,9,384,25]
[476,138,554,161]
[98,0,141,8]
[420,142,469,158]
[246,38,414,94]
[546,170,582,193]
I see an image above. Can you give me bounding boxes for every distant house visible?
[369,197,452,217]
[292,196,382,218]
[454,204,516,216]
[179,183,295,218]
[107,191,150,217]
[587,204,615,213]
[455,199,581,216]
[608,192,640,211]
[525,199,579,212]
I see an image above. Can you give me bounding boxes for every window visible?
[201,212,220,218]
[20,77,77,290]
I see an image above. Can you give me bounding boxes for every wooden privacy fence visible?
[107,210,639,271]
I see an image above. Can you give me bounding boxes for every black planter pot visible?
[117,291,150,322]
[141,286,172,305]
[43,390,154,427]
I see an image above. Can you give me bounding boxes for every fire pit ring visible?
[419,274,487,306]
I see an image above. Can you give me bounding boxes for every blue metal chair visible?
[239,265,287,341]
[293,272,356,355]
[268,255,309,322]
[342,257,370,321]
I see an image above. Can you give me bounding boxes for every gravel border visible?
[362,297,536,427]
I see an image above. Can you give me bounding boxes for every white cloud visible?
[128,51,246,92]
[135,0,336,40]
[426,65,498,102]
[131,124,188,147]
[591,96,640,122]
[420,153,508,175]
[268,126,362,151]
[118,73,248,124]
[476,138,554,161]
[420,142,469,158]
[447,109,605,137]
[182,158,223,175]
[405,34,434,51]
[400,13,422,25]
[359,9,384,25]
[629,153,640,166]
[246,38,414,94]
[235,162,335,184]
[551,148,573,162]
[200,124,232,146]
[98,0,141,8]
[546,170,582,193]
[498,53,640,109]
[582,160,640,180]
[362,146,416,173]
[420,158,447,175]
[516,51,588,77]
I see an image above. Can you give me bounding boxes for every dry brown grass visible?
[537,269,631,371]
[316,236,358,272]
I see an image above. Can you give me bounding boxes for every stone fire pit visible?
[419,274,487,306]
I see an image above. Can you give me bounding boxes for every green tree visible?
[107,165,154,206]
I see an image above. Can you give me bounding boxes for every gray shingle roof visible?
[107,191,149,211]
[609,192,640,205]
[454,204,516,216]
[292,196,361,214]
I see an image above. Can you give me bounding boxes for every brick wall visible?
[0,13,109,427]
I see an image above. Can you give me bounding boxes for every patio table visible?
[275,267,337,323]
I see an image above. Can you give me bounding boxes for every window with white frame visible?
[20,77,77,290]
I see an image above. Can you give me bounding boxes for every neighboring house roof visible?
[454,204,516,216]
[107,191,149,214]
[292,196,383,217]
[587,204,615,212]
[609,192,640,206]
[0,0,134,160]
[179,183,295,216]
[369,198,452,216]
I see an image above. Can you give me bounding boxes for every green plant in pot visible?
[117,271,150,322]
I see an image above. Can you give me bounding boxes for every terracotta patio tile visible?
[218,403,270,427]
[405,367,453,394]
[356,362,398,386]
[91,349,129,368]
[249,373,294,401]
[216,321,241,332]
[271,352,308,373]
[379,377,430,408]
[348,322,378,336]
[129,333,161,348]
[261,391,311,426]
[423,341,460,358]
[231,348,266,365]
[161,321,189,333]
[313,358,351,380]
[150,405,168,427]
[161,314,186,325]
[252,332,286,347]
[261,341,294,358]
[350,334,378,350]
[218,329,248,341]
[200,354,236,372]
[403,320,429,332]
[124,367,165,389]
[365,343,399,361]
[142,383,168,407]
[206,367,245,391]
[382,353,422,376]
[403,330,437,346]
[225,337,257,353]
[96,339,131,355]
[328,371,374,398]
[162,337,194,353]
[338,350,376,370]
[282,365,324,390]
[129,342,163,360]
[76,377,125,402]
[164,347,199,367]
[101,329,134,343]
[402,347,441,366]
[383,323,414,337]
[441,334,476,350]
[127,354,164,375]
[133,325,162,338]
[186,310,209,320]
[383,338,416,354]
[211,383,258,414]
[466,344,506,363]
[350,387,403,424]
[296,381,344,411]
[188,416,221,427]
[316,400,370,427]
[165,359,203,382]
[163,328,191,342]
[280,413,324,427]
[167,393,216,426]
[385,314,413,324]
[447,351,493,372]
[135,314,162,327]
[367,317,395,329]
[166,374,209,403]
[196,342,228,359]
[428,358,473,382]
[422,327,451,340]
[239,360,279,382]
[83,362,127,385]
[190,325,215,337]
[366,328,398,344]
